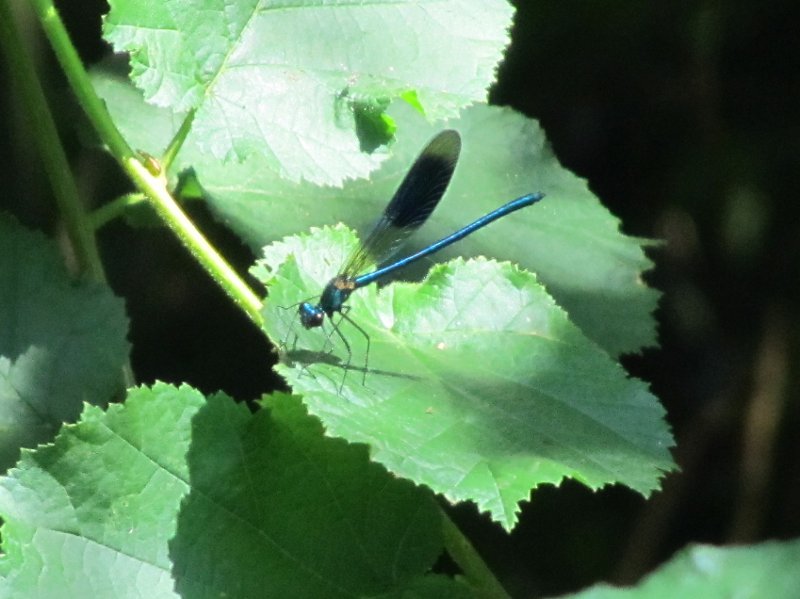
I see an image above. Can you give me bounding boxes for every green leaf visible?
[171,393,445,598]
[372,575,478,599]
[102,0,515,185]
[91,70,658,354]
[344,91,397,152]
[90,67,185,160]
[0,383,202,599]
[256,228,675,530]
[0,215,129,471]
[566,539,800,599]
[0,384,454,597]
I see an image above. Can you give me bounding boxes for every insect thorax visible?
[319,276,357,316]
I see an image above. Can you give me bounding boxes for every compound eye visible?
[299,303,325,329]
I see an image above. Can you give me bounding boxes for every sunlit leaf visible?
[256,228,674,529]
[92,72,659,354]
[0,384,454,597]
[0,383,201,598]
[103,0,515,185]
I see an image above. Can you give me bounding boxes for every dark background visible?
[2,2,799,597]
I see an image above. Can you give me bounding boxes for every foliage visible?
[564,540,800,599]
[0,216,129,471]
[0,384,464,598]
[103,0,514,185]
[3,0,793,597]
[257,227,672,529]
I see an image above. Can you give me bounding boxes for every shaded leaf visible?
[171,392,445,598]
[0,215,129,471]
[565,539,800,599]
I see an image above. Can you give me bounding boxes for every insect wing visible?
[339,130,461,278]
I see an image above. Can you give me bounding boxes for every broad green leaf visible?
[0,383,202,599]
[92,71,658,354]
[255,228,675,530]
[171,393,446,598]
[372,575,477,599]
[565,539,800,599]
[102,0,515,185]
[0,384,453,597]
[0,215,129,471]
[226,102,660,355]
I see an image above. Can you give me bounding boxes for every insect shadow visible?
[280,345,423,390]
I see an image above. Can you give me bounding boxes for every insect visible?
[297,130,544,388]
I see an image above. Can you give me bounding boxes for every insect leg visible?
[339,306,370,386]
[327,315,353,392]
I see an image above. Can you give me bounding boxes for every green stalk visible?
[442,510,511,598]
[125,157,264,324]
[0,0,104,281]
[90,193,147,230]
[1,0,137,387]
[29,0,133,163]
[162,109,197,172]
[27,0,263,327]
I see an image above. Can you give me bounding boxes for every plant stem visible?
[29,0,133,163]
[2,0,138,387]
[90,193,147,230]
[162,109,197,172]
[28,0,264,327]
[0,0,105,281]
[441,510,510,598]
[125,158,264,325]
